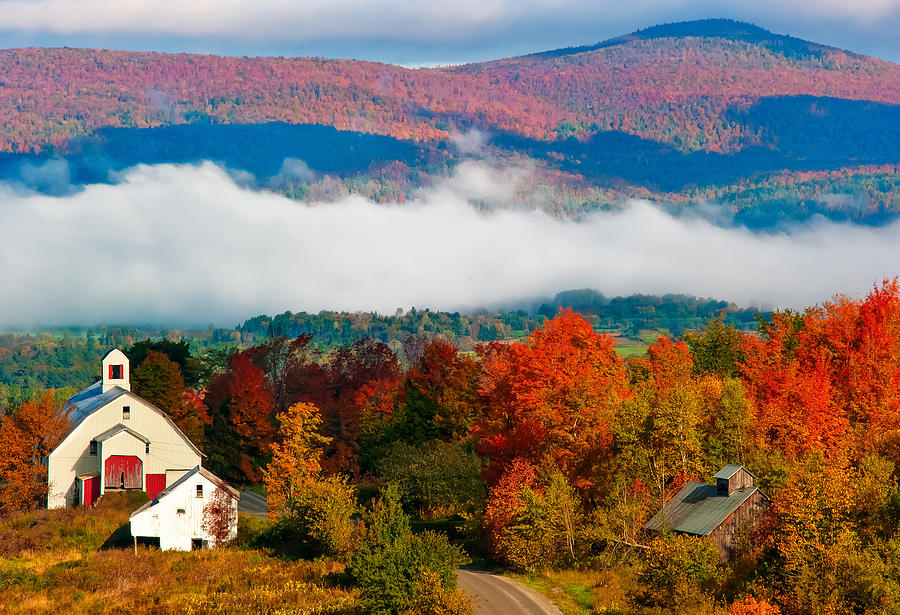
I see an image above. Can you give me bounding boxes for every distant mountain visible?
[533,19,843,60]
[4,20,900,226]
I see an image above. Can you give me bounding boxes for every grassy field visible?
[0,493,354,614]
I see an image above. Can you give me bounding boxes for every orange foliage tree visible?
[473,309,628,485]
[740,280,900,457]
[0,392,69,511]
[263,401,331,520]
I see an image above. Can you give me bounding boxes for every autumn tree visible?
[263,401,330,518]
[315,338,401,475]
[131,350,211,446]
[263,401,359,558]
[202,484,238,547]
[128,338,204,387]
[205,351,277,481]
[474,309,628,486]
[0,392,69,511]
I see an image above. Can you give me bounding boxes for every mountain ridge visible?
[3,19,900,227]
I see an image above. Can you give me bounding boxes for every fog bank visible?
[0,161,896,328]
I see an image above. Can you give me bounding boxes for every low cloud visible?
[0,161,896,328]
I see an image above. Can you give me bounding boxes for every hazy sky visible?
[0,161,895,328]
[1,0,900,65]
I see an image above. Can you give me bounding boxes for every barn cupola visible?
[713,464,754,497]
[101,349,130,393]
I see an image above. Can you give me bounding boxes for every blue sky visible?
[0,0,899,65]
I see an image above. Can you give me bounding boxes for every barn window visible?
[196,485,203,498]
[109,364,123,379]
[89,440,97,456]
[122,406,130,420]
[145,442,150,454]
[176,508,185,515]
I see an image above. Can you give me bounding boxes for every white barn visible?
[47,349,203,509]
[130,465,240,551]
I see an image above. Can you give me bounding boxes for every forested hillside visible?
[5,19,900,226]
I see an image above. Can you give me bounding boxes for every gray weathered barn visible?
[644,465,769,561]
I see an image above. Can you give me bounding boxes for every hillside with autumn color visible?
[4,19,900,225]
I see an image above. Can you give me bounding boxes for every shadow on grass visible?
[99,522,133,550]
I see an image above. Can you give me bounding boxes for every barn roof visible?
[64,381,128,429]
[713,464,748,480]
[644,481,761,536]
[130,466,240,518]
[53,381,204,458]
[94,424,150,444]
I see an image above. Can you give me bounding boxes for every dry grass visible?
[509,565,641,614]
[0,493,355,614]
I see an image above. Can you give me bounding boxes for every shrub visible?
[407,569,475,615]
[348,485,469,615]
[291,474,361,559]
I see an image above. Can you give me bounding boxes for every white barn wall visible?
[48,393,201,508]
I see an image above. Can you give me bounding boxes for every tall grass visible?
[0,493,355,614]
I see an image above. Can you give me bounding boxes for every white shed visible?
[130,465,240,551]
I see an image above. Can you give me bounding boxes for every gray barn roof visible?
[64,381,129,430]
[645,481,760,536]
[713,464,746,480]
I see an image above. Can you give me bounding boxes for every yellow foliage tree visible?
[263,401,331,520]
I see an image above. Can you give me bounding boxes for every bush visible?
[347,485,469,615]
[291,474,361,559]
[407,569,475,615]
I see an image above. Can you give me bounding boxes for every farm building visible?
[130,465,240,551]
[645,465,770,562]
[46,349,203,509]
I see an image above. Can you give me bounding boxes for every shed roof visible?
[94,424,150,444]
[713,464,745,480]
[645,481,761,536]
[130,466,239,518]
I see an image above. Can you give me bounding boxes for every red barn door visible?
[104,455,143,489]
[84,475,101,505]
[146,474,166,499]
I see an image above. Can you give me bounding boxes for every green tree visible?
[377,440,485,518]
[131,350,184,413]
[685,315,746,378]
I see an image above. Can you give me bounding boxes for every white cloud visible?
[0,160,896,328]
